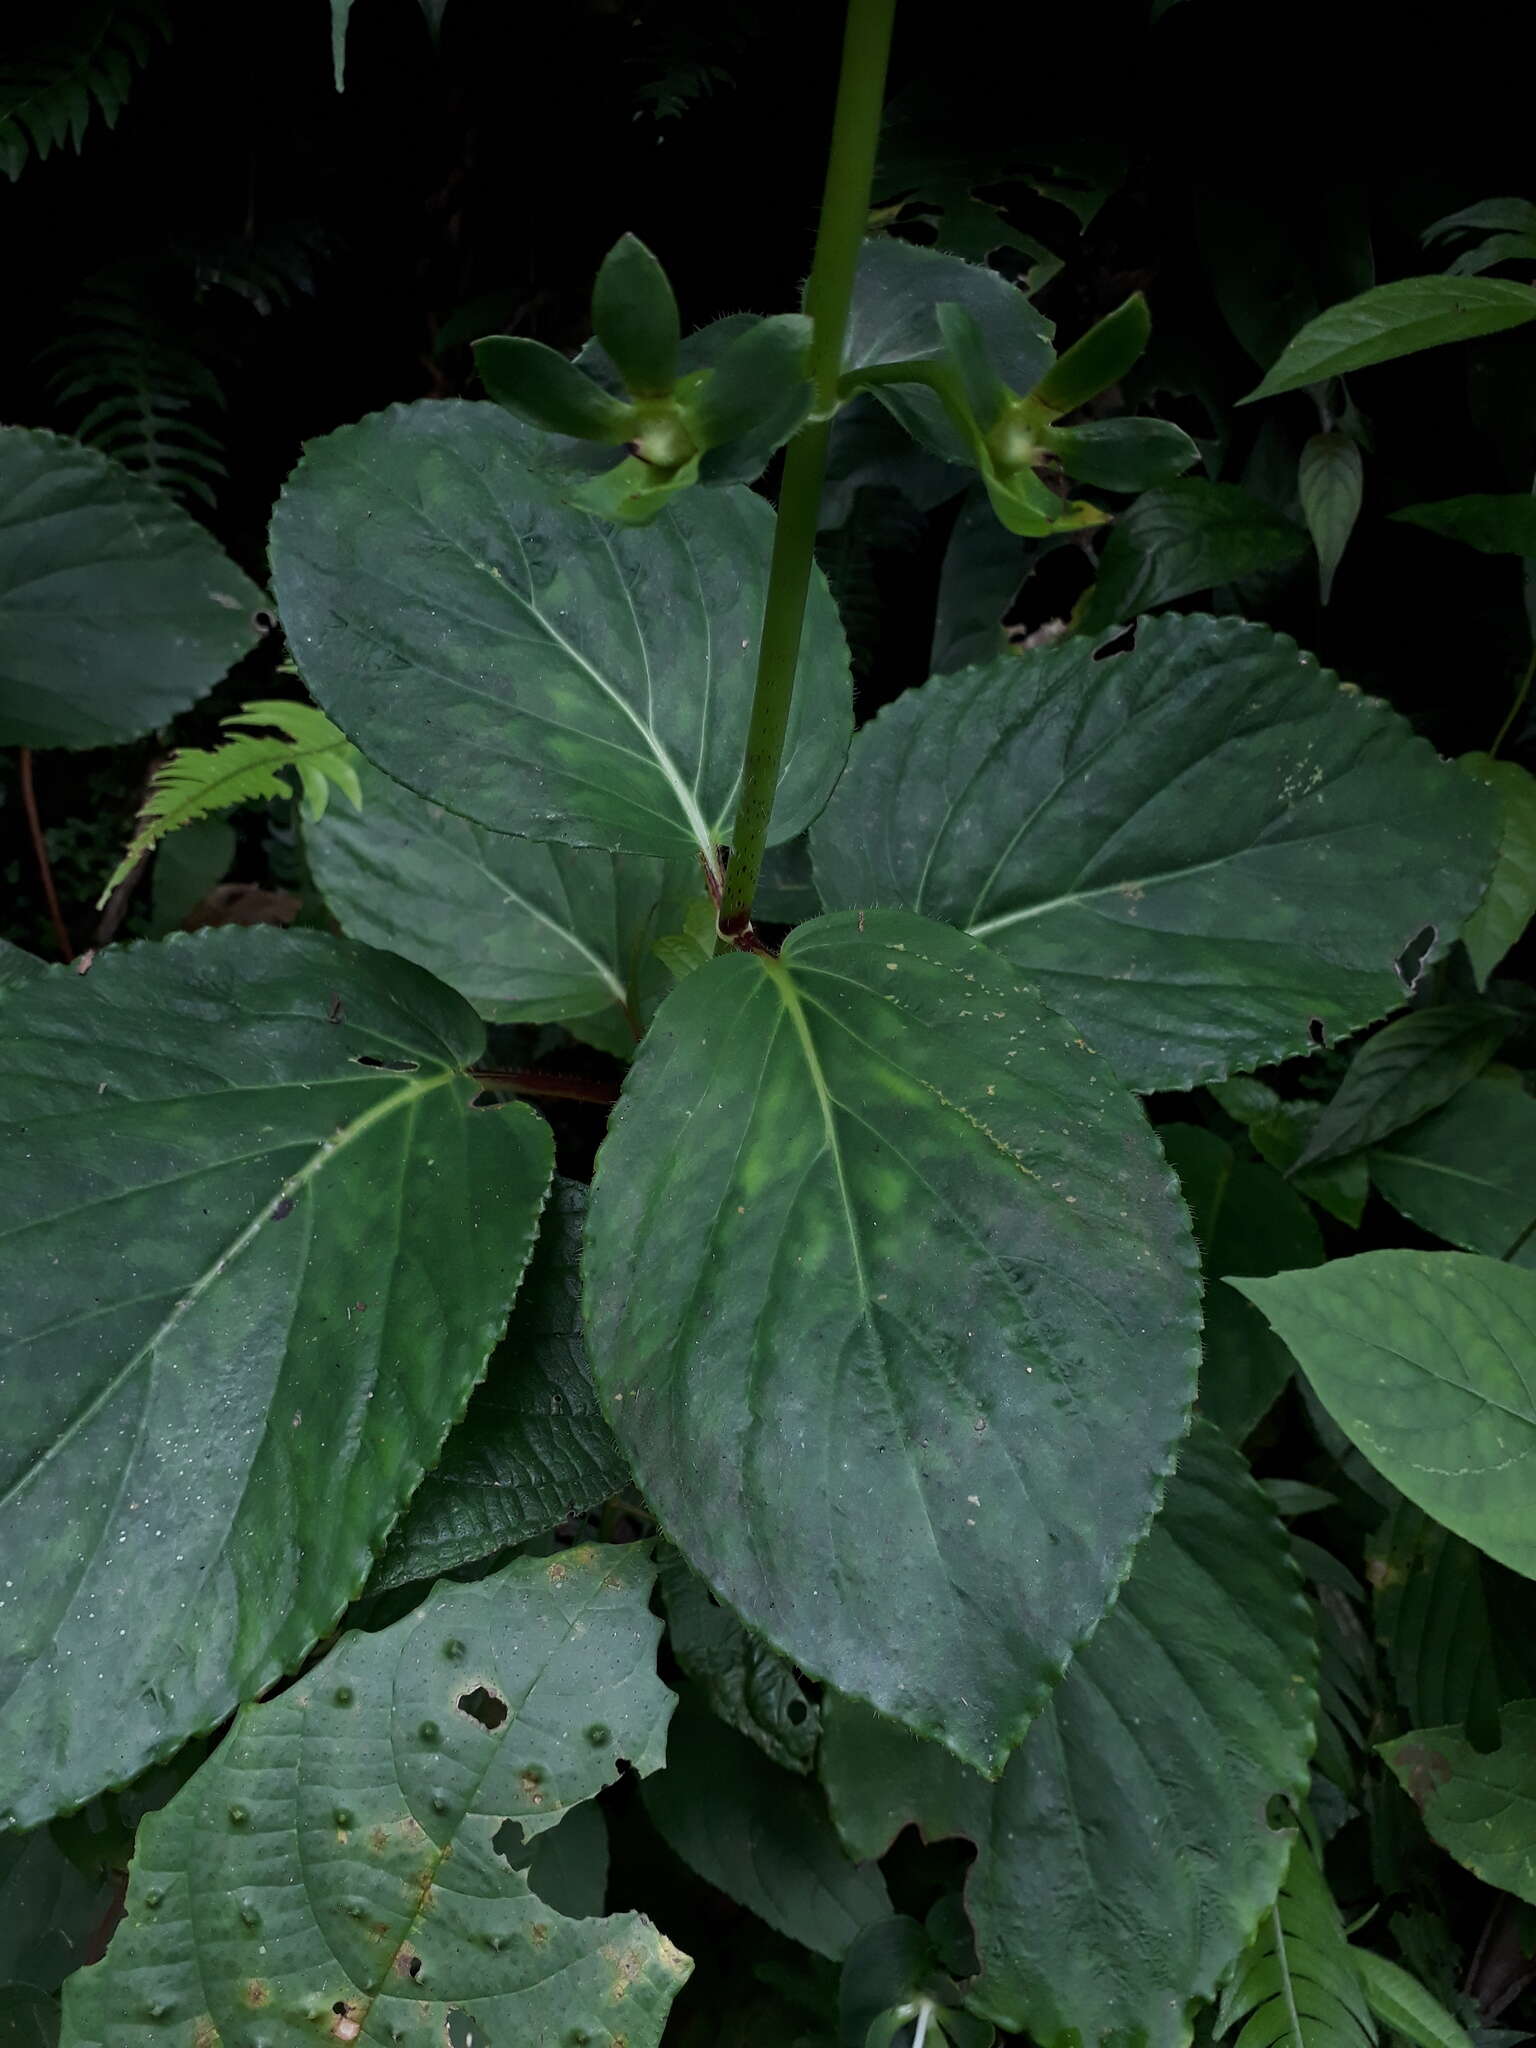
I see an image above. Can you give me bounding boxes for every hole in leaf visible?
[786,1699,808,1725]
[457,1684,509,1731]
[1395,924,1436,993]
[1307,1017,1327,1050]
[445,2010,484,2048]
[352,1054,420,1073]
[1092,622,1137,660]
[252,608,276,633]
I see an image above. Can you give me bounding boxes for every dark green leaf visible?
[0,427,262,750]
[643,1691,889,1961]
[269,400,851,868]
[811,615,1496,1091]
[1458,755,1536,986]
[1382,1698,1536,1906]
[820,1422,1317,2047]
[0,941,44,998]
[592,234,680,399]
[1079,481,1307,631]
[0,929,553,1826]
[1211,1079,1371,1228]
[1043,416,1199,493]
[496,1799,609,1920]
[0,1989,57,2048]
[1159,1125,1324,1439]
[930,483,1024,674]
[656,1547,819,1774]
[1296,1004,1511,1170]
[1369,1074,1536,1264]
[1394,494,1536,556]
[473,335,636,440]
[1300,433,1364,604]
[585,909,1199,1772]
[838,1919,990,2048]
[1243,277,1536,402]
[367,1181,628,1597]
[753,835,821,926]
[1030,295,1150,417]
[59,1545,692,2048]
[1233,1252,1536,1579]
[306,753,698,1056]
[1217,1839,1375,2048]
[687,314,813,452]
[0,1833,109,1995]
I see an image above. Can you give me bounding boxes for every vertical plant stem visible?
[717,0,897,937]
[18,747,74,962]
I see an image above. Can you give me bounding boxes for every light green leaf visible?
[306,752,698,1054]
[0,929,553,1827]
[810,615,1497,1091]
[657,1547,819,1774]
[1300,433,1364,603]
[0,427,262,750]
[330,0,351,87]
[1369,1074,1536,1264]
[820,1422,1317,2048]
[1078,481,1307,632]
[643,1690,889,1960]
[1159,1125,1323,1439]
[366,1180,628,1597]
[584,909,1199,1772]
[1243,276,1536,402]
[1354,1950,1476,2048]
[60,1545,692,2048]
[269,399,851,870]
[1382,1698,1536,1905]
[1458,753,1536,985]
[1296,1004,1511,1170]
[1394,494,1536,556]
[1217,1839,1375,2048]
[1232,1252,1536,1579]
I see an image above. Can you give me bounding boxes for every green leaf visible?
[642,1691,889,1961]
[1295,1004,1512,1170]
[0,929,553,1827]
[0,1988,58,2047]
[820,1421,1317,2047]
[1159,1125,1324,1439]
[98,698,361,903]
[1217,1839,1376,2048]
[1394,493,1536,556]
[1243,277,1536,402]
[0,1832,109,1995]
[1042,415,1199,493]
[1458,754,1536,985]
[366,1180,628,1597]
[1383,1699,1536,1905]
[584,909,1199,1772]
[930,483,1024,674]
[656,1547,819,1774]
[59,1544,692,2048]
[1211,1079,1371,1228]
[0,941,44,999]
[1353,1951,1477,2048]
[0,0,167,179]
[1369,1074,1536,1264]
[473,335,636,441]
[810,615,1497,1092]
[754,835,820,925]
[1079,480,1308,631]
[1030,294,1151,417]
[688,314,814,451]
[838,1919,990,2048]
[1232,1252,1536,1579]
[0,427,262,750]
[1300,433,1364,604]
[496,1799,609,1920]
[269,400,851,869]
[592,234,681,399]
[305,752,697,1055]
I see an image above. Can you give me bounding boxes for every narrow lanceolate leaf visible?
[60,1546,692,2048]
[1243,277,1536,402]
[642,1691,890,1961]
[1078,481,1308,633]
[810,615,1497,1092]
[585,910,1200,1773]
[1353,1951,1477,2048]
[1300,433,1364,603]
[656,1548,819,1774]
[1458,753,1536,986]
[820,1423,1317,2048]
[366,1181,628,1598]
[1394,493,1536,556]
[1159,1125,1323,1440]
[1382,1699,1536,1906]
[306,754,699,1057]
[1217,1839,1375,2048]
[1369,1075,1536,1264]
[0,929,553,1828]
[0,427,262,750]
[269,399,851,870]
[1233,1253,1536,1579]
[1295,1003,1511,1169]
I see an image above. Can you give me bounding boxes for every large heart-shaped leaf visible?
[1369,1075,1536,1264]
[307,753,699,1056]
[366,1180,628,1597]
[1382,1699,1536,1906]
[269,399,851,871]
[810,615,1498,1090]
[60,1545,692,2048]
[820,1422,1316,2048]
[583,908,1200,1772]
[1234,1252,1536,1579]
[0,929,553,1828]
[0,428,263,750]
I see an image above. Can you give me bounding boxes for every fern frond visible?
[0,0,168,181]
[98,702,362,904]
[1218,1840,1376,2048]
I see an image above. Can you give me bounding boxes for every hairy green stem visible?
[717,0,896,937]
